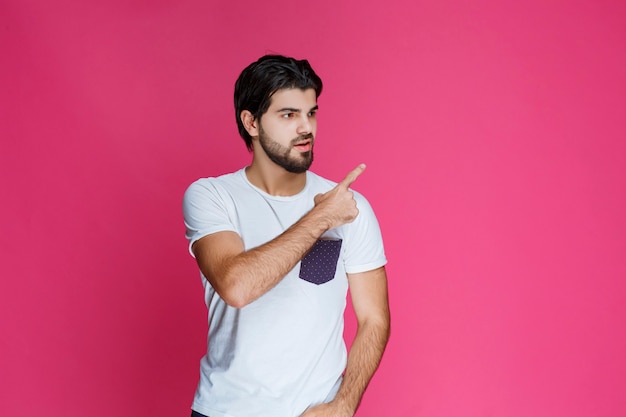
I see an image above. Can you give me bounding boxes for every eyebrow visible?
[276,105,319,113]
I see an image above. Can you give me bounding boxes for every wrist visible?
[329,398,355,417]
[304,206,332,234]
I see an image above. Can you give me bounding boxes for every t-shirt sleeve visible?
[182,179,237,258]
[342,191,387,274]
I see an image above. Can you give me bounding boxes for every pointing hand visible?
[313,164,366,230]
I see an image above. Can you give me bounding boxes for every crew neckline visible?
[239,168,310,201]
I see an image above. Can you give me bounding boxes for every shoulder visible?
[185,169,244,196]
[183,170,250,213]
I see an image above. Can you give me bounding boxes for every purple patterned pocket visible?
[299,239,343,285]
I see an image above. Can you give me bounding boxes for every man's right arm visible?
[192,164,366,308]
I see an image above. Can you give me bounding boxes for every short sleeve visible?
[182,179,237,258]
[342,192,387,274]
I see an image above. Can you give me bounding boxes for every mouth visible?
[293,139,312,153]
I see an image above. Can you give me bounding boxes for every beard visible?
[258,127,314,173]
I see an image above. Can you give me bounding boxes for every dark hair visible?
[234,55,323,150]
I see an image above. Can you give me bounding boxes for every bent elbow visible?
[213,275,254,309]
[202,264,261,308]
[220,293,250,309]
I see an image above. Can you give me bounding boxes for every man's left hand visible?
[300,401,353,417]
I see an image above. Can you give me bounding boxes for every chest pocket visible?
[299,239,343,285]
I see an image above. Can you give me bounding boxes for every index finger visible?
[338,163,366,189]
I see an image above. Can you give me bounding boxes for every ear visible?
[240,110,259,138]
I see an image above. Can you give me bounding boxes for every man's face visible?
[257,88,318,173]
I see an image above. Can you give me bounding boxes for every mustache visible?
[291,133,314,145]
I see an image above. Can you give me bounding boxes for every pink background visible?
[1,1,625,416]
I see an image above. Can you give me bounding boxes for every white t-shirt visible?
[183,168,386,417]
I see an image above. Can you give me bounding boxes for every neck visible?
[245,154,307,196]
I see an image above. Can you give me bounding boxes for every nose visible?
[296,114,313,135]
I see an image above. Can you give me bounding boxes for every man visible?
[183,55,390,417]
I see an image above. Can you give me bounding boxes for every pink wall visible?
[1,1,625,416]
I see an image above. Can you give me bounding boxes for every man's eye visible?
[307,111,317,117]
[282,113,294,119]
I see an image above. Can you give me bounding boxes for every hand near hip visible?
[300,401,353,417]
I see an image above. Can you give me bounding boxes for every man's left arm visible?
[302,266,390,417]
